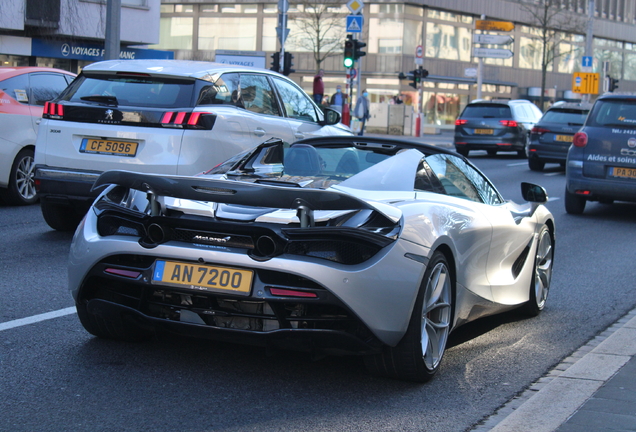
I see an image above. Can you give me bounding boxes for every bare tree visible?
[288,0,346,73]
[517,0,585,108]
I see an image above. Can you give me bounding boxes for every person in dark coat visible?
[354,89,370,136]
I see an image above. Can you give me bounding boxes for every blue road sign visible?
[575,76,582,86]
[582,56,593,68]
[346,15,363,33]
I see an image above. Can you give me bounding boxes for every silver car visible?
[69,136,555,382]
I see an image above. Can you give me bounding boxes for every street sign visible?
[572,72,599,94]
[350,68,357,80]
[473,34,513,45]
[473,48,514,59]
[415,45,423,58]
[582,56,593,68]
[346,15,363,33]
[475,20,515,32]
[465,68,477,78]
[346,0,364,14]
[277,0,288,13]
[276,27,290,44]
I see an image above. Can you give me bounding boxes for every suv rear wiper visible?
[80,95,119,106]
[567,122,583,126]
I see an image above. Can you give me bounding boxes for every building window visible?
[199,17,258,51]
[426,22,471,61]
[154,17,193,50]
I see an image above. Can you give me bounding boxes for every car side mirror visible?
[521,182,548,203]
[320,107,341,126]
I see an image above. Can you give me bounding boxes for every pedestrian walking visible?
[313,69,324,105]
[354,89,370,136]
[329,85,347,113]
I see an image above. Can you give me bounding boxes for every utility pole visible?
[104,0,121,60]
[584,0,594,102]
[476,14,485,100]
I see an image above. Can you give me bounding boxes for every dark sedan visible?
[527,102,591,171]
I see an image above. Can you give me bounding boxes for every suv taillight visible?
[531,126,550,134]
[161,111,216,130]
[573,131,588,147]
[500,120,518,127]
[43,102,64,118]
[455,119,468,125]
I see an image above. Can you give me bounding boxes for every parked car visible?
[527,101,591,171]
[34,60,351,231]
[454,99,543,157]
[69,135,554,382]
[0,67,75,205]
[565,94,636,214]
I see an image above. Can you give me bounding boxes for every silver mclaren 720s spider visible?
[68,136,555,382]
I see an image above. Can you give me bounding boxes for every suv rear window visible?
[461,104,512,118]
[542,108,588,125]
[61,73,196,108]
[587,99,636,128]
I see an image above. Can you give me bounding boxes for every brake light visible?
[573,131,588,147]
[43,102,64,119]
[531,126,550,134]
[455,119,468,125]
[161,111,216,130]
[500,120,518,127]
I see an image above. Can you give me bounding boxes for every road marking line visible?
[0,307,76,332]
[507,162,527,167]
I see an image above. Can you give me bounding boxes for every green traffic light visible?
[344,58,354,68]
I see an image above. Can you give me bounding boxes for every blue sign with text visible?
[32,39,174,62]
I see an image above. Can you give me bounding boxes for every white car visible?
[34,60,351,230]
[0,67,75,205]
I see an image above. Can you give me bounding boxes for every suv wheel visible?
[528,158,545,172]
[41,202,84,231]
[565,188,586,214]
[0,148,38,206]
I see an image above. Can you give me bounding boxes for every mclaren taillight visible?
[531,126,550,135]
[43,102,64,119]
[161,111,216,130]
[573,131,588,147]
[455,119,468,126]
[500,120,518,127]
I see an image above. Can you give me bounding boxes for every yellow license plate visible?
[611,167,636,179]
[80,138,138,157]
[152,260,253,295]
[474,129,493,135]
[555,135,573,142]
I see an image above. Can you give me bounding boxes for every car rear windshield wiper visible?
[80,95,119,106]
[568,122,584,126]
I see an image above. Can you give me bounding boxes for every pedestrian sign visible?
[346,15,363,33]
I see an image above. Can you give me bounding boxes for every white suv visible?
[34,60,351,230]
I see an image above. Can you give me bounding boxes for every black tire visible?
[521,225,553,317]
[528,158,545,172]
[517,149,527,158]
[0,148,38,206]
[76,301,152,342]
[364,252,453,382]
[456,147,469,157]
[487,150,497,157]
[564,188,586,214]
[598,198,614,204]
[41,202,83,231]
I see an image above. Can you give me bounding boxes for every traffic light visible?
[354,39,366,60]
[609,75,619,92]
[408,67,429,89]
[270,52,280,73]
[343,35,354,68]
[283,52,295,76]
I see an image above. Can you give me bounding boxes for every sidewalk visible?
[471,307,636,432]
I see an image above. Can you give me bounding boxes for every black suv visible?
[527,102,591,171]
[565,94,636,214]
[454,99,543,157]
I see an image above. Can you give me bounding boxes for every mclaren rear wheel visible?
[364,251,453,382]
[76,301,153,342]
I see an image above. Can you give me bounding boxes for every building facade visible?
[154,0,636,126]
[0,0,170,72]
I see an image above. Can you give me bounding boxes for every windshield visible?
[587,99,636,128]
[461,104,512,118]
[61,73,196,108]
[541,109,589,125]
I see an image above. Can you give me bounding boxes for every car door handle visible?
[294,132,305,139]
[253,128,266,137]
[36,119,41,125]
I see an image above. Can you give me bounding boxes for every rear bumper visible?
[35,165,101,206]
[454,136,525,151]
[566,165,636,202]
[527,142,569,163]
